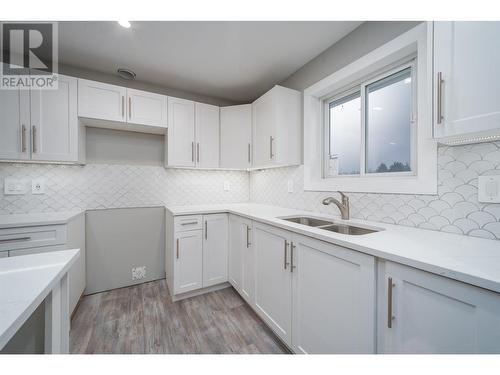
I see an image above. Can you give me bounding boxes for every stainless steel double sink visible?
[279,216,379,235]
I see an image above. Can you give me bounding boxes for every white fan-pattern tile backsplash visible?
[0,164,249,214]
[250,142,500,240]
[1,141,500,240]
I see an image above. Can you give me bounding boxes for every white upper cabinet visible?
[252,85,301,168]
[195,103,220,168]
[433,21,500,142]
[291,234,376,354]
[166,97,196,167]
[202,214,228,287]
[220,104,252,169]
[0,84,30,160]
[0,71,80,163]
[30,75,79,162]
[78,79,127,123]
[379,261,500,354]
[126,88,167,128]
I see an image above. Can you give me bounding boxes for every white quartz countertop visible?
[0,211,83,229]
[166,203,500,294]
[0,249,80,349]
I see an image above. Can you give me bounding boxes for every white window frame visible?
[304,22,437,194]
[323,59,417,179]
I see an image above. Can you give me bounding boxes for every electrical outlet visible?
[223,181,230,191]
[132,266,146,281]
[4,178,28,195]
[32,178,46,194]
[287,179,294,193]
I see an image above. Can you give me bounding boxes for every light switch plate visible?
[287,179,294,193]
[32,178,46,194]
[4,178,28,195]
[478,175,500,203]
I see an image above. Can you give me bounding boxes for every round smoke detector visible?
[117,68,136,81]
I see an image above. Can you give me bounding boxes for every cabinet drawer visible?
[174,215,203,232]
[0,225,67,252]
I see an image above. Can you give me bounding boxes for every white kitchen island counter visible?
[166,203,500,294]
[0,249,80,353]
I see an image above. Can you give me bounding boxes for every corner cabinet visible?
[0,71,82,163]
[433,21,500,143]
[252,85,301,168]
[220,104,252,169]
[228,215,254,304]
[378,261,500,354]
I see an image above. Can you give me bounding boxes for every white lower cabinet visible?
[168,213,229,298]
[173,230,203,294]
[378,261,500,354]
[291,234,376,354]
[253,223,293,346]
[228,215,254,304]
[202,214,228,287]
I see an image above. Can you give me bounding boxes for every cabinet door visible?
[253,223,292,346]
[0,85,30,160]
[228,215,243,291]
[30,75,78,162]
[167,97,195,167]
[220,104,252,169]
[240,219,254,304]
[252,91,276,168]
[291,234,376,354]
[202,214,228,287]
[380,261,500,354]
[126,88,167,128]
[434,22,500,138]
[195,103,220,168]
[78,79,126,123]
[173,230,203,294]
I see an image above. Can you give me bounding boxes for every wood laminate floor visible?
[70,280,289,354]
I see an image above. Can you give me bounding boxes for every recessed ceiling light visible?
[117,68,136,80]
[118,21,131,28]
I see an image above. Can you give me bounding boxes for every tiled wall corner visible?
[250,141,500,240]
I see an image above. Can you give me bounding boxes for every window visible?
[325,62,415,178]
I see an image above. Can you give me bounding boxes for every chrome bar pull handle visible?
[290,241,296,272]
[121,96,125,118]
[437,72,444,125]
[197,143,200,163]
[21,124,27,152]
[191,142,195,162]
[205,220,208,240]
[176,238,180,259]
[248,143,251,163]
[128,97,132,118]
[284,240,289,269]
[387,277,395,328]
[269,136,274,159]
[32,126,37,153]
[0,236,31,243]
[246,225,251,248]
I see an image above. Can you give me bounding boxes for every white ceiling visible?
[58,21,362,103]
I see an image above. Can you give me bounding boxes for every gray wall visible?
[60,64,237,107]
[85,127,165,166]
[280,21,422,91]
[85,207,165,294]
